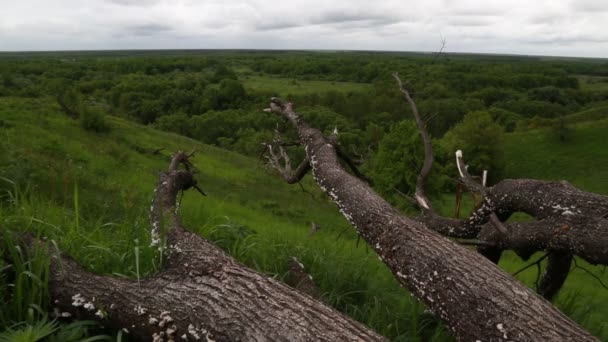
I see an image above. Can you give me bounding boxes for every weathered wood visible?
[33,152,386,342]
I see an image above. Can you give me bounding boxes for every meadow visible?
[1,95,607,341]
[1,50,608,341]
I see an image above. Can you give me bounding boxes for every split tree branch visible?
[20,151,386,342]
[265,97,596,341]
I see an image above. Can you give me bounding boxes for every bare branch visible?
[308,222,321,237]
[489,213,508,235]
[392,72,433,211]
[432,33,447,62]
[512,253,551,277]
[265,97,597,341]
[539,252,573,300]
[263,128,311,184]
[455,150,486,195]
[572,258,608,290]
[286,257,321,299]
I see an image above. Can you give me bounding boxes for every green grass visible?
[241,75,373,96]
[503,118,608,193]
[576,74,608,93]
[497,120,608,335]
[1,96,607,341]
[562,105,608,124]
[0,96,445,341]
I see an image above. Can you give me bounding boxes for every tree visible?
[79,104,110,133]
[263,95,598,341]
[7,72,608,341]
[370,121,425,205]
[440,111,504,178]
[218,79,246,109]
[12,152,385,341]
[154,112,192,137]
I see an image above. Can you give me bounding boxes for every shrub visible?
[80,106,110,133]
[440,111,504,180]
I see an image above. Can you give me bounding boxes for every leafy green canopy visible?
[440,111,504,180]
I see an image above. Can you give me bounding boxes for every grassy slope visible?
[500,119,608,337]
[1,96,607,340]
[0,97,444,341]
[503,118,608,193]
[576,75,608,93]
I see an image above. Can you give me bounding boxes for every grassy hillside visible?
[0,96,445,341]
[1,96,607,340]
[503,118,608,193]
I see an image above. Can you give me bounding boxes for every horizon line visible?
[0,47,606,61]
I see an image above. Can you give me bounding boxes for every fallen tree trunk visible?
[390,71,608,303]
[266,98,597,341]
[26,152,386,342]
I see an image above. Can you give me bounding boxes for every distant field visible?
[562,105,608,123]
[241,75,373,96]
[503,118,608,194]
[576,74,608,92]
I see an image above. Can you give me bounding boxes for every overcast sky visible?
[1,0,607,57]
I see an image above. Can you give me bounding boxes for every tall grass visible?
[1,97,607,341]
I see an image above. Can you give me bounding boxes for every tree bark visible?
[422,179,608,267]
[29,152,386,342]
[267,98,597,341]
[539,252,572,301]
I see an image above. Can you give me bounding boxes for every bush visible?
[154,112,191,136]
[80,106,110,133]
[440,111,504,180]
[550,116,574,143]
[369,120,446,209]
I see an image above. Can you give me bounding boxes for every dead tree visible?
[391,72,608,302]
[264,97,598,341]
[18,151,385,341]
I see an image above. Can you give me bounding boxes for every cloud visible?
[570,0,608,13]
[0,0,606,57]
[104,0,161,7]
[525,34,608,45]
[311,11,403,26]
[254,9,404,31]
[447,17,494,27]
[254,21,304,31]
[128,23,173,36]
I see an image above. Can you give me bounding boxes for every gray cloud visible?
[570,0,608,13]
[254,10,403,31]
[254,21,304,31]
[447,17,494,27]
[525,34,608,45]
[0,0,606,57]
[128,23,173,36]
[311,11,402,25]
[104,0,161,7]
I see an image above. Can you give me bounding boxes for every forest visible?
[1,50,608,341]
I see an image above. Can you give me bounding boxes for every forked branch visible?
[265,96,596,341]
[18,151,386,342]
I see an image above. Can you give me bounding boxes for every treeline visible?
[1,51,607,207]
